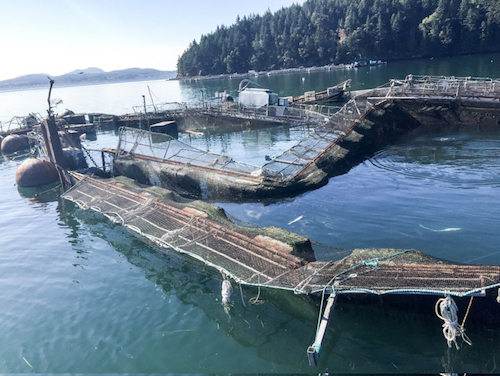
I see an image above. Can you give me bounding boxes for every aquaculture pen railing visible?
[385,74,500,99]
[113,96,367,183]
[197,102,330,125]
[260,98,364,179]
[113,75,500,187]
[115,127,262,177]
[131,101,188,115]
[0,113,44,134]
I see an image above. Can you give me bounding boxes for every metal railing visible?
[385,74,500,99]
[0,113,44,134]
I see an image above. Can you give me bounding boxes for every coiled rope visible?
[434,295,472,349]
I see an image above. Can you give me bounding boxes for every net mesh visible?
[115,127,260,175]
[113,96,367,183]
[114,75,500,183]
[386,75,500,99]
[62,175,500,297]
[261,98,366,179]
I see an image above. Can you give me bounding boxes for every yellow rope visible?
[461,296,474,329]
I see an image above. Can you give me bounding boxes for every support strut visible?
[307,292,337,366]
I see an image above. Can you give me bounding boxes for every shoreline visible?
[0,76,176,94]
[173,61,386,82]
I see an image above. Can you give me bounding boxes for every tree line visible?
[177,0,500,77]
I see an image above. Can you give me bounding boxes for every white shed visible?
[239,88,279,109]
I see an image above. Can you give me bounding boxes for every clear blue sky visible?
[0,0,303,81]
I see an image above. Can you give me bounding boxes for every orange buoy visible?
[1,134,30,155]
[15,158,60,187]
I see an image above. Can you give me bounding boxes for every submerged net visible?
[62,175,309,287]
[62,175,500,297]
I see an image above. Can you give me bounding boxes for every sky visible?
[0,0,303,81]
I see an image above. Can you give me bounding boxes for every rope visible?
[434,295,472,349]
[239,282,246,307]
[249,273,264,305]
[221,279,232,304]
[249,286,264,305]
[461,296,474,329]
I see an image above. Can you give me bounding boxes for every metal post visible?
[307,292,337,367]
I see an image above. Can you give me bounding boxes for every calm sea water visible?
[1,54,500,373]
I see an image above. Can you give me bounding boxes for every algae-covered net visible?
[62,175,309,287]
[62,174,500,297]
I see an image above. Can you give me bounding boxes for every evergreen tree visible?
[176,0,500,77]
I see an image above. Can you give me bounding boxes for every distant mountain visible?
[0,68,177,91]
[64,67,106,75]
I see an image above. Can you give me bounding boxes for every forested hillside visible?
[177,0,500,77]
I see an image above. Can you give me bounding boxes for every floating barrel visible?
[1,134,30,155]
[15,158,59,187]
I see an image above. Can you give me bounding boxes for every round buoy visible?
[1,134,30,155]
[15,158,59,187]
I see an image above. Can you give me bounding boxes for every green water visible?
[1,53,500,373]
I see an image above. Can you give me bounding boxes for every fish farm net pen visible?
[62,174,500,298]
[62,172,500,367]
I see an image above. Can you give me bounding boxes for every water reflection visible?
[370,132,500,188]
[17,181,62,203]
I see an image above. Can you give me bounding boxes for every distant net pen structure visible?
[108,97,369,200]
[0,113,44,136]
[385,74,500,99]
[110,75,500,201]
[65,75,500,366]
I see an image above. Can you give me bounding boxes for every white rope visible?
[221,274,233,305]
[238,282,246,307]
[434,295,472,349]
